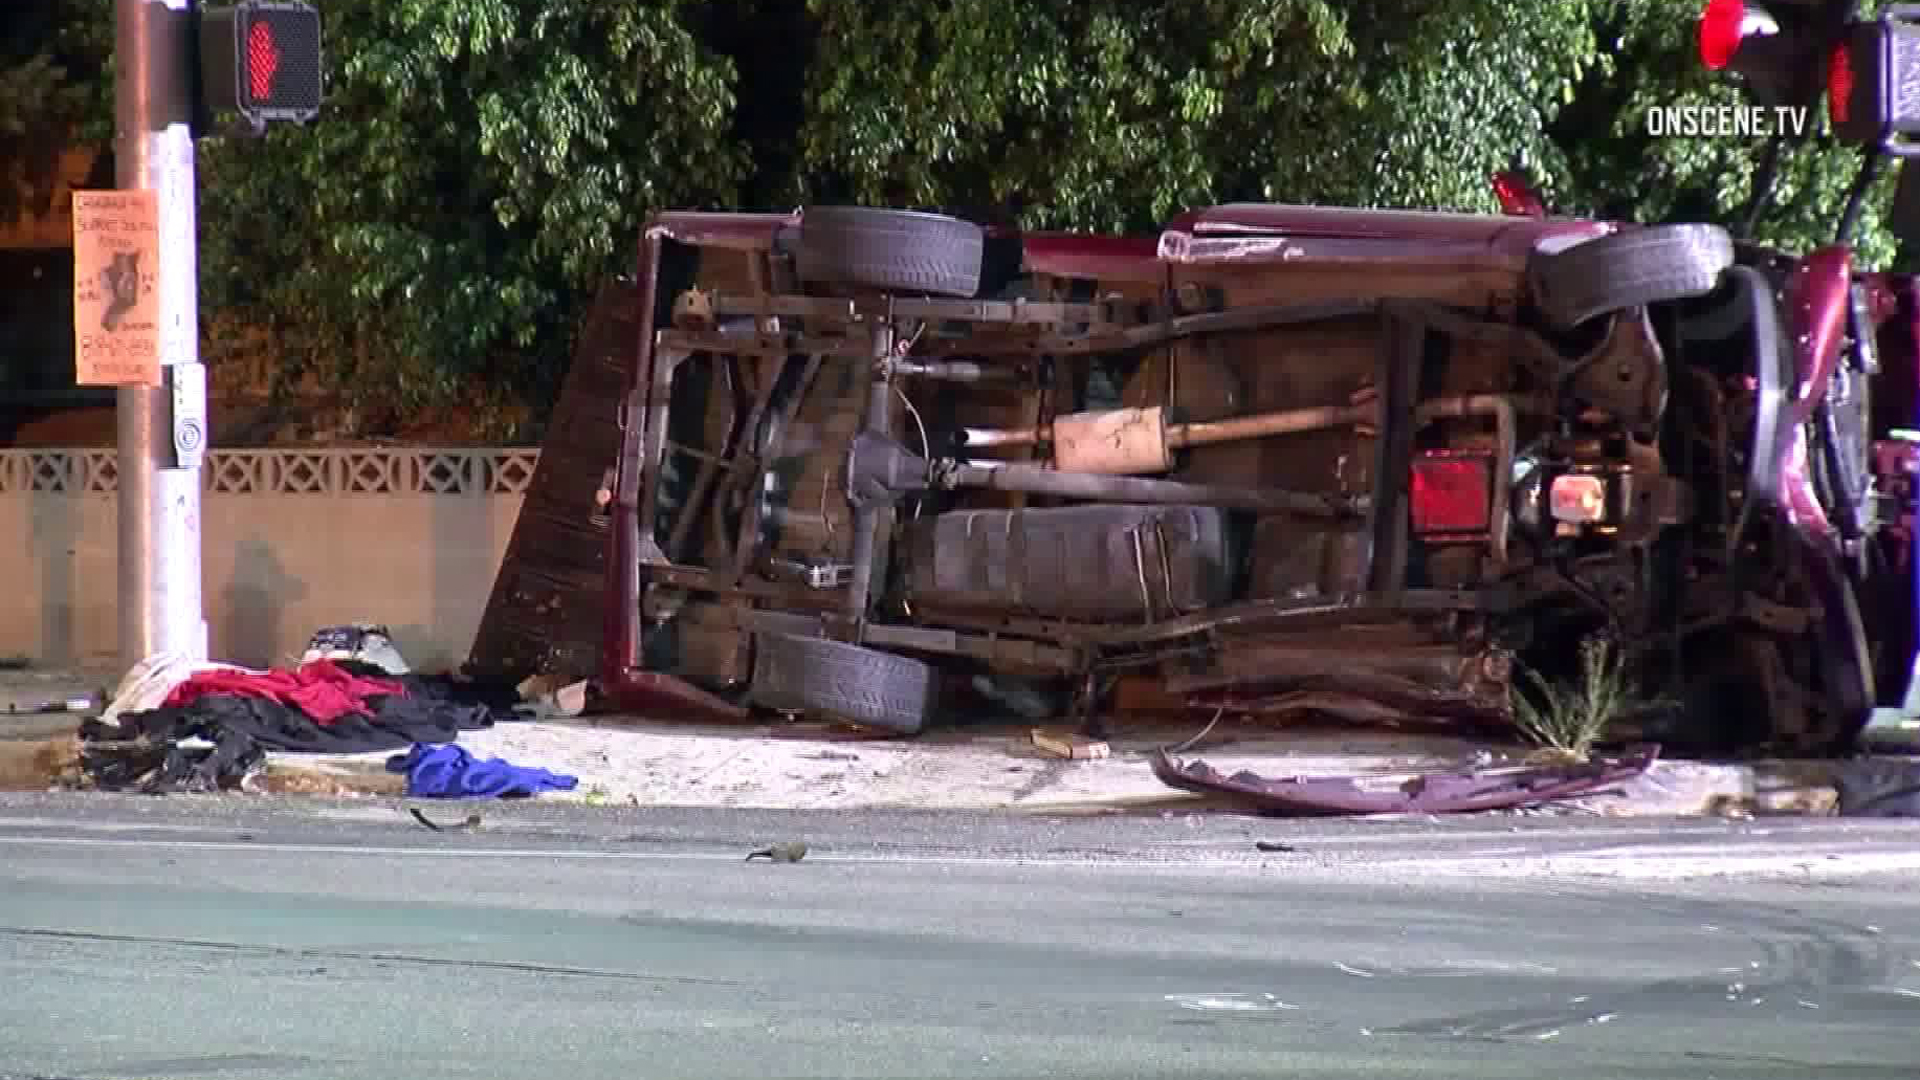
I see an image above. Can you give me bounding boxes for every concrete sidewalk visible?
[0,663,1847,817]
[287,713,1841,818]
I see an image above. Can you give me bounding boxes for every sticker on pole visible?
[72,189,162,387]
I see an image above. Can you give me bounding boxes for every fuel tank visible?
[901,504,1234,622]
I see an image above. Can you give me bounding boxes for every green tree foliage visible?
[0,0,111,224]
[194,0,742,430]
[22,0,1907,433]
[795,0,1612,230]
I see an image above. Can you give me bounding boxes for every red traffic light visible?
[1700,0,1747,69]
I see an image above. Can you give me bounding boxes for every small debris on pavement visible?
[6,695,97,715]
[1254,840,1297,853]
[410,808,484,832]
[552,680,590,716]
[1030,730,1109,760]
[746,841,809,863]
[516,678,592,719]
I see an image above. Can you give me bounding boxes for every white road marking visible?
[1368,847,1920,880]
[0,834,1271,871]
[1166,993,1299,1012]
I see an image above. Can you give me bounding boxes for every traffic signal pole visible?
[114,0,207,666]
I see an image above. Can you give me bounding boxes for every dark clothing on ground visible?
[80,672,518,794]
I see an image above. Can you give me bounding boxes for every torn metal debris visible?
[1150,744,1659,815]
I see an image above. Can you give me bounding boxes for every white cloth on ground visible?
[99,650,256,728]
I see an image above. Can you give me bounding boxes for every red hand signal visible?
[247,22,281,101]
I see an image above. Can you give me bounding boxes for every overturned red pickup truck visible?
[498,194,1912,757]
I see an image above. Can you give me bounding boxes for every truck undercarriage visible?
[547,203,1915,757]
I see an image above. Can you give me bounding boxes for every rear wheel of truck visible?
[1674,613,1870,757]
[1675,631,1790,757]
[1528,223,1735,329]
[795,206,985,298]
[747,632,940,735]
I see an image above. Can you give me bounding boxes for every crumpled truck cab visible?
[591,200,1920,757]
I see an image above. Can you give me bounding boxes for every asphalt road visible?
[3,795,1920,1078]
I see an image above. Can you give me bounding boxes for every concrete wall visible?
[0,448,538,672]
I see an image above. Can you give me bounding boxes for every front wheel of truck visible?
[794,206,985,298]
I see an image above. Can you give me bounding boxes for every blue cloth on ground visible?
[387,743,579,799]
